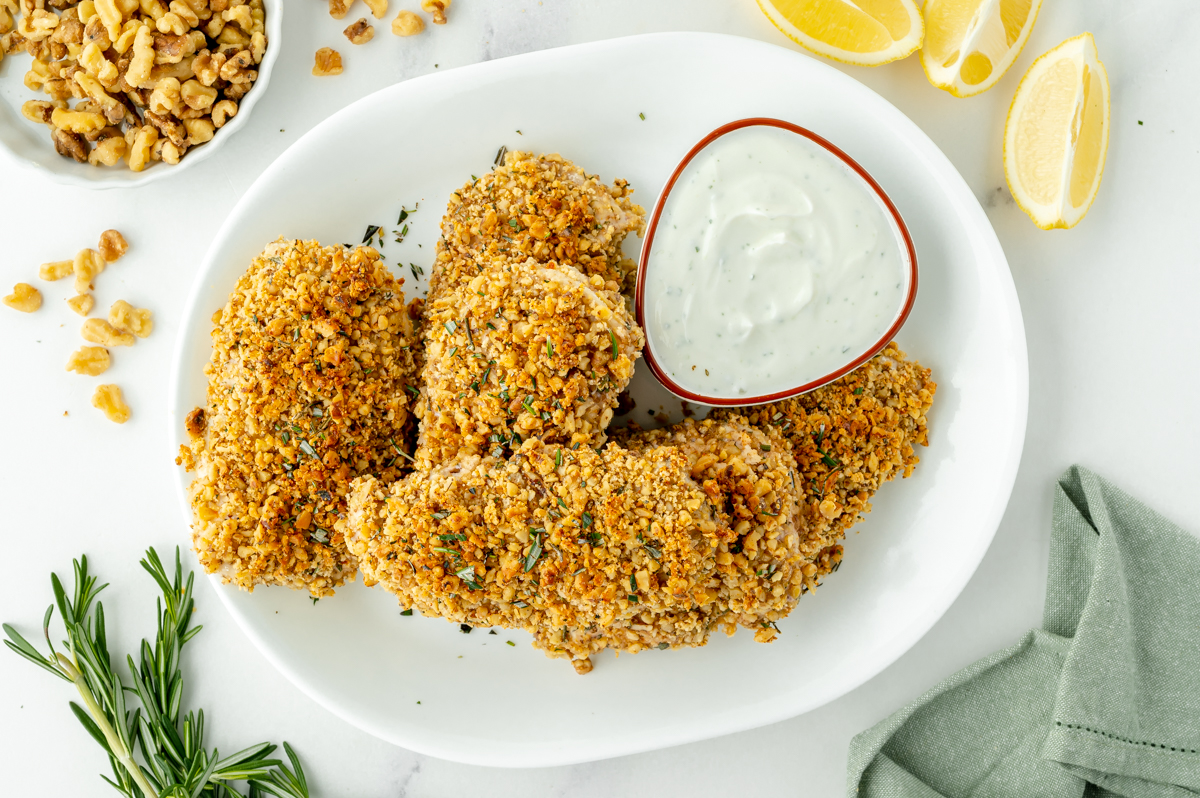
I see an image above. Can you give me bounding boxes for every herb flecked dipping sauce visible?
[641,123,912,402]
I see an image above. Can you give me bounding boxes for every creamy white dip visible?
[643,124,909,401]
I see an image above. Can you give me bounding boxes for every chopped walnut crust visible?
[615,416,815,639]
[431,151,645,299]
[349,416,812,672]
[348,438,721,672]
[177,239,421,597]
[5,0,268,171]
[716,342,936,578]
[415,254,644,468]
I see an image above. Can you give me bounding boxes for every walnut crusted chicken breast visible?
[348,438,726,673]
[415,254,644,467]
[614,415,814,639]
[177,239,421,597]
[431,151,646,299]
[717,342,936,580]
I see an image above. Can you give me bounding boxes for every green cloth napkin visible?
[847,466,1200,798]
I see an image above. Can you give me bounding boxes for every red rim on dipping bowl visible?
[634,117,919,407]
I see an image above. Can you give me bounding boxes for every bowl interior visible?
[634,117,919,407]
[0,0,282,189]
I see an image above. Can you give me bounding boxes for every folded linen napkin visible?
[848,466,1200,798]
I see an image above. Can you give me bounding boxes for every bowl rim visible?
[0,0,282,190]
[633,116,920,407]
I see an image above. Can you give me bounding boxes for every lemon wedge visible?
[756,0,924,67]
[921,0,1044,97]
[1004,33,1110,230]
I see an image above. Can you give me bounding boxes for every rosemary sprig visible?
[3,548,311,798]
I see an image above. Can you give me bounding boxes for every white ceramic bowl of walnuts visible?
[0,0,282,189]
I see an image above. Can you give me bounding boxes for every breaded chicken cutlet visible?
[416,255,644,467]
[615,416,824,631]
[177,239,421,596]
[432,151,645,299]
[347,416,808,672]
[717,342,936,579]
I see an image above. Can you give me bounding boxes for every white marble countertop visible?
[2,1,1196,795]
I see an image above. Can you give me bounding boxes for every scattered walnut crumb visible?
[421,0,449,24]
[343,18,374,44]
[81,318,135,347]
[108,300,153,338]
[67,345,111,376]
[97,230,128,262]
[67,294,95,316]
[392,9,423,35]
[92,384,130,424]
[313,47,343,76]
[73,248,106,293]
[4,283,42,313]
[184,406,206,438]
[39,260,74,281]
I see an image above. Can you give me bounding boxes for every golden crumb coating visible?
[718,342,936,578]
[177,239,421,596]
[415,255,644,467]
[432,151,645,298]
[349,416,810,672]
[615,415,817,638]
[349,439,717,672]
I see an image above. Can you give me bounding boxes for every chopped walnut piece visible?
[391,9,423,36]
[39,259,74,281]
[21,99,58,123]
[67,345,111,375]
[4,282,42,312]
[67,293,95,316]
[73,247,106,293]
[312,46,342,76]
[52,127,88,162]
[421,0,448,24]
[82,317,135,346]
[98,229,128,262]
[184,116,214,144]
[211,99,237,127]
[127,124,157,171]
[343,18,373,44]
[108,299,153,337]
[328,0,353,19]
[89,135,127,166]
[184,406,206,437]
[92,384,130,423]
[364,0,387,18]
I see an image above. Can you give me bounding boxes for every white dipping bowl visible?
[0,0,282,190]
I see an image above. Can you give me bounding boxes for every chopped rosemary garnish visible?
[581,511,593,529]
[401,609,414,616]
[444,320,457,334]
[555,448,562,467]
[494,144,508,166]
[609,329,618,359]
[546,339,553,358]
[854,387,864,395]
[2,549,311,798]
[523,530,543,572]
[362,224,381,244]
[430,510,451,520]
